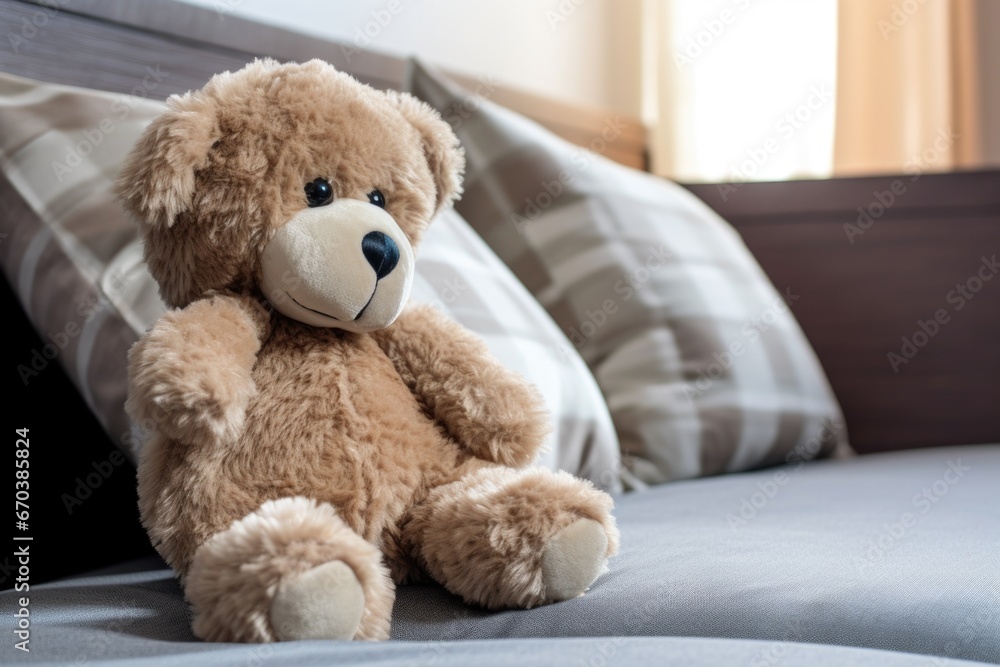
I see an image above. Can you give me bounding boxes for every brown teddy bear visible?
[116,59,618,643]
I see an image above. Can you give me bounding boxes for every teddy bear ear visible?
[386,91,466,213]
[116,91,219,228]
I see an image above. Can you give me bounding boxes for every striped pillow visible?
[407,61,849,484]
[0,71,622,491]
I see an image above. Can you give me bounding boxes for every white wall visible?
[177,0,643,117]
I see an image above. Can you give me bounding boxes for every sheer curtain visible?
[642,0,991,182]
[834,0,983,175]
[642,0,839,183]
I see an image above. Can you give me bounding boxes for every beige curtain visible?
[835,0,983,175]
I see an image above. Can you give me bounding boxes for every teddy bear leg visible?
[185,497,394,642]
[407,467,619,609]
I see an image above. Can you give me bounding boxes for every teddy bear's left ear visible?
[386,91,465,214]
[116,91,219,228]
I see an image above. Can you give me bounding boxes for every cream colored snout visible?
[260,199,414,332]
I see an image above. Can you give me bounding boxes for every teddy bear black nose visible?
[361,231,400,280]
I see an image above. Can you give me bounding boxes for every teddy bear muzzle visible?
[259,198,414,332]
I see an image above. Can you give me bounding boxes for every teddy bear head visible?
[117,58,464,332]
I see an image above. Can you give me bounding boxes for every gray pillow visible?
[406,60,849,484]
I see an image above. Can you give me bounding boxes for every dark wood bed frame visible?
[3,0,998,459]
[686,172,1000,453]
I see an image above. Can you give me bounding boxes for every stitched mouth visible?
[354,285,378,321]
[288,287,378,322]
[288,293,343,321]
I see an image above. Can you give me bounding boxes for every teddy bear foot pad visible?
[270,560,366,641]
[541,518,609,601]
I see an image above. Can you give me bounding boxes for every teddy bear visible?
[116,59,619,643]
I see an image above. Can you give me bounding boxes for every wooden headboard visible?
[0,0,647,169]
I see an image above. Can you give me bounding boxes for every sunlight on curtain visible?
[643,0,839,183]
[834,0,982,176]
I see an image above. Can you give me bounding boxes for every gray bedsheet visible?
[4,445,999,665]
[7,633,998,667]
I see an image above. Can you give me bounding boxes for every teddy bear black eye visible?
[304,178,334,208]
[368,189,386,208]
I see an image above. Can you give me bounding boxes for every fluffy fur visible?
[119,59,618,643]
[405,466,619,609]
[187,497,393,642]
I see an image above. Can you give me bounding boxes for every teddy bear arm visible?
[374,305,550,467]
[126,293,270,446]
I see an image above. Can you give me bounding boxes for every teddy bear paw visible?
[541,518,610,602]
[269,560,366,641]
